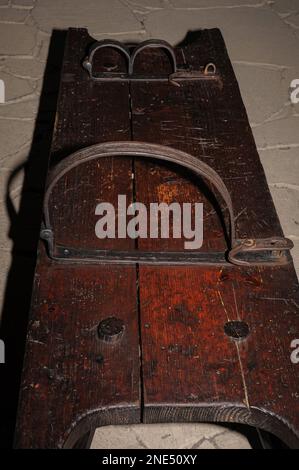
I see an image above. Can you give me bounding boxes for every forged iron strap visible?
[41,141,293,267]
[82,39,219,84]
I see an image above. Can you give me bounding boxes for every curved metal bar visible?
[82,39,131,78]
[44,141,235,248]
[204,62,217,75]
[129,39,177,75]
[82,39,220,84]
[42,141,293,266]
[228,237,294,266]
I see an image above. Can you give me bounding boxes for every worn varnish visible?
[14,28,299,448]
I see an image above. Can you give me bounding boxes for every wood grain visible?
[15,29,139,449]
[131,29,299,448]
[15,28,299,449]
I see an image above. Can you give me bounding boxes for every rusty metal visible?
[41,141,293,267]
[39,244,293,266]
[82,39,218,83]
[228,237,294,266]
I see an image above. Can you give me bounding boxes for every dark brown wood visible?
[14,29,140,449]
[14,28,299,448]
[130,31,299,448]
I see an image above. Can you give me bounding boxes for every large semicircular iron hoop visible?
[42,141,293,266]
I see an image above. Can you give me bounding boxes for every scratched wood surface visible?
[131,29,299,447]
[15,28,299,448]
[14,29,140,449]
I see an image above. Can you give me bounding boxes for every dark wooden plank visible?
[48,156,134,251]
[49,29,135,252]
[15,252,139,448]
[131,29,283,247]
[130,30,299,447]
[138,264,299,447]
[15,28,139,448]
[233,263,299,447]
[132,46,226,253]
[138,266,245,403]
[51,28,131,162]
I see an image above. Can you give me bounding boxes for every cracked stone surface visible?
[31,0,143,35]
[0,71,34,101]
[253,116,299,149]
[285,12,299,28]
[91,423,251,449]
[0,23,36,55]
[271,0,299,15]
[0,0,299,450]
[0,98,38,119]
[2,57,45,80]
[169,0,264,7]
[144,7,299,66]
[12,0,35,6]
[0,7,29,22]
[233,64,292,125]
[0,120,34,160]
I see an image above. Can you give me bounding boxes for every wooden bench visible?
[14,28,299,448]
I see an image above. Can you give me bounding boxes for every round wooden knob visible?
[224,321,249,340]
[98,317,125,343]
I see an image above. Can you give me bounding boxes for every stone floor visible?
[0,0,299,449]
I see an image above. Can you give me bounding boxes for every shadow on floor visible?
[0,29,67,449]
